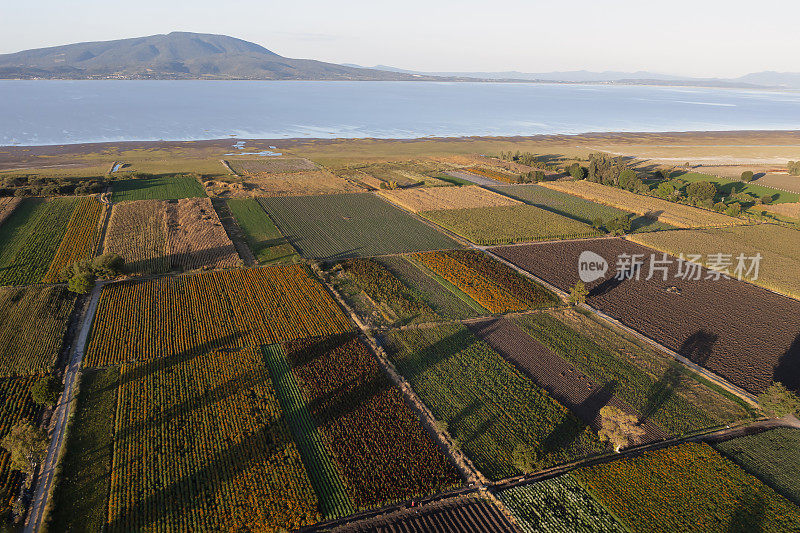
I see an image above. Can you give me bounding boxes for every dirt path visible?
[24,281,104,533]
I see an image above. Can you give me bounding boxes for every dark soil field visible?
[467,318,667,442]
[492,238,800,394]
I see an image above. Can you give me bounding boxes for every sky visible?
[3,0,799,77]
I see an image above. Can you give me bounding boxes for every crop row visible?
[573,442,800,532]
[499,475,625,533]
[463,167,519,183]
[284,334,460,508]
[383,325,603,480]
[110,175,207,202]
[0,377,43,523]
[0,198,76,286]
[336,258,439,326]
[0,286,75,376]
[414,250,556,313]
[85,265,352,366]
[107,347,320,531]
[42,197,104,283]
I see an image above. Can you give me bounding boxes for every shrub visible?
[686,181,717,202]
[713,201,727,212]
[759,382,800,417]
[30,375,62,407]
[569,163,586,180]
[760,195,774,205]
[725,202,742,217]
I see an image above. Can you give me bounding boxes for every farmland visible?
[376,256,483,320]
[0,197,76,286]
[515,312,751,434]
[42,197,104,282]
[677,171,799,204]
[629,224,800,299]
[493,238,800,394]
[0,286,75,376]
[331,258,440,327]
[0,198,21,227]
[107,347,321,531]
[227,157,318,175]
[226,198,299,264]
[463,167,519,183]
[383,324,604,480]
[422,204,603,245]
[414,250,558,313]
[0,377,43,524]
[257,193,461,261]
[492,184,675,232]
[210,170,364,198]
[468,317,667,442]
[84,265,352,366]
[572,442,800,532]
[714,428,800,505]
[104,198,239,274]
[111,174,207,201]
[284,334,460,508]
[499,475,625,533]
[378,185,521,212]
[540,180,743,228]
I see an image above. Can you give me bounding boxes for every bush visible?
[713,201,727,212]
[725,203,741,217]
[686,181,717,202]
[30,376,63,407]
[760,195,774,205]
[569,163,586,180]
[68,272,95,294]
[61,253,124,294]
[788,161,800,176]
[759,382,800,417]
[605,216,632,235]
[741,170,754,182]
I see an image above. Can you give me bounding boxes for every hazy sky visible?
[3,0,798,77]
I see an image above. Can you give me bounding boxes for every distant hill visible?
[0,32,445,80]
[734,71,800,89]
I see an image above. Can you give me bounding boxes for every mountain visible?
[342,65,683,82]
[734,71,800,89]
[0,32,444,80]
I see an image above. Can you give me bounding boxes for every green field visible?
[421,204,603,245]
[257,193,461,261]
[226,198,299,264]
[492,184,675,232]
[48,368,119,532]
[515,313,750,434]
[376,256,483,320]
[499,475,626,533]
[111,175,207,201]
[677,171,799,204]
[383,324,603,480]
[0,197,77,286]
[714,428,800,505]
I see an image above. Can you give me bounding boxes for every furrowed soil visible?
[492,238,800,394]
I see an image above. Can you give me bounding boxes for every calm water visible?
[1,80,799,146]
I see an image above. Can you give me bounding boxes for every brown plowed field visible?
[492,239,800,394]
[467,318,667,442]
[337,495,520,533]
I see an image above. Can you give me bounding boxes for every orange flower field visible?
[85,265,352,366]
[42,197,104,283]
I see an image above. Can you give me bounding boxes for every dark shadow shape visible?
[678,329,719,366]
[588,263,640,298]
[773,332,800,391]
[638,361,684,424]
[726,492,766,533]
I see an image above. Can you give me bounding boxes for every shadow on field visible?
[542,381,618,454]
[638,361,684,424]
[678,329,718,366]
[726,492,765,533]
[774,333,800,391]
[123,244,240,274]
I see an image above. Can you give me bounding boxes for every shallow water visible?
[1,80,799,146]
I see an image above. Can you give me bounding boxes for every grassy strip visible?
[111,175,206,201]
[226,198,299,264]
[405,255,488,314]
[47,367,119,532]
[261,344,354,519]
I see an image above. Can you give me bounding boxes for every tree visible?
[618,169,638,190]
[60,253,124,294]
[788,161,800,176]
[1,422,48,476]
[569,163,586,180]
[656,181,678,200]
[713,201,727,212]
[760,195,774,205]
[598,406,646,452]
[512,444,540,474]
[656,168,673,181]
[569,281,588,305]
[759,382,800,418]
[686,181,717,202]
[741,170,754,182]
[30,376,63,407]
[68,272,94,294]
[725,202,742,217]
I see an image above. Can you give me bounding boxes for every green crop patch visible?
[227,198,299,264]
[257,193,461,261]
[111,174,206,201]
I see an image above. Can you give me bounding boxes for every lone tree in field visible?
[598,406,646,452]
[569,281,588,305]
[30,376,63,407]
[1,421,48,476]
[759,382,800,418]
[741,170,755,182]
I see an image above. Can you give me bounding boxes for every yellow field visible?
[42,197,104,283]
[378,185,521,212]
[540,180,743,228]
[629,224,800,299]
[763,202,800,220]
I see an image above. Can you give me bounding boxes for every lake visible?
[1,80,799,146]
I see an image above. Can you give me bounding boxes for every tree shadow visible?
[638,361,684,424]
[678,329,718,366]
[588,263,641,298]
[541,382,618,455]
[773,332,800,392]
[726,492,765,533]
